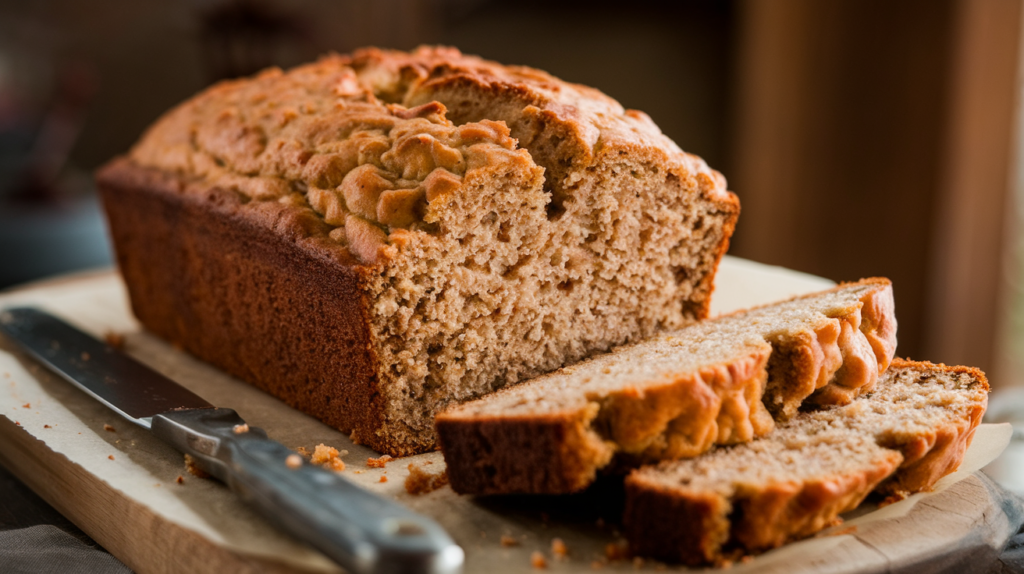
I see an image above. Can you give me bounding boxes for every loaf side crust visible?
[97,159,387,443]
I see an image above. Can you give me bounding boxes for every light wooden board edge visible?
[0,415,322,574]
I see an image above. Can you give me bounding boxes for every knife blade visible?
[0,307,464,574]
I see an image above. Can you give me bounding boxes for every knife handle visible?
[151,408,463,574]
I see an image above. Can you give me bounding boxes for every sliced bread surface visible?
[623,359,989,565]
[436,278,896,494]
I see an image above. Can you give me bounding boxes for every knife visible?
[0,307,464,574]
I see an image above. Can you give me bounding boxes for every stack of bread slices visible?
[436,279,989,565]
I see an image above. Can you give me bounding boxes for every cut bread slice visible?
[623,359,989,565]
[435,278,896,494]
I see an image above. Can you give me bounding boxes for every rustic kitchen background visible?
[0,0,1021,395]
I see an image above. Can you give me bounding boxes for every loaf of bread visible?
[96,47,739,456]
[623,359,988,565]
[436,278,896,494]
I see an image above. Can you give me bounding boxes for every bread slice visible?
[97,47,739,456]
[623,359,988,565]
[435,279,896,494]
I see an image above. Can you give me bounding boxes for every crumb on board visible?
[310,444,347,472]
[103,424,116,432]
[354,470,364,474]
[14,421,20,426]
[379,475,388,483]
[184,454,211,478]
[43,424,51,429]
[551,538,568,559]
[108,455,115,460]
[104,332,125,350]
[367,455,393,468]
[176,475,184,485]
[741,555,754,564]
[22,403,30,409]
[531,551,547,569]
[405,463,449,495]
[232,423,249,434]
[500,535,519,548]
[605,540,630,562]
[285,454,303,469]
[295,446,311,458]
[879,493,906,507]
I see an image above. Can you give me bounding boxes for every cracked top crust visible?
[127,46,729,264]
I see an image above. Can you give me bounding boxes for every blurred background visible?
[0,0,1021,395]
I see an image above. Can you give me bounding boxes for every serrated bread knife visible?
[0,307,464,574]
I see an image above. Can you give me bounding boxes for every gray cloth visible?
[0,525,132,574]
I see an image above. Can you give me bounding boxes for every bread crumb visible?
[103,424,116,432]
[14,421,20,426]
[81,352,90,361]
[551,538,568,559]
[354,470,364,474]
[22,403,30,409]
[379,475,388,483]
[104,332,125,350]
[43,424,51,429]
[405,463,449,495]
[367,455,392,468]
[184,454,211,478]
[531,551,547,569]
[233,423,249,434]
[286,454,303,469]
[176,475,185,484]
[879,493,906,507]
[740,555,754,564]
[309,444,347,472]
[605,541,630,562]
[296,446,311,458]
[108,455,115,460]
[500,535,519,547]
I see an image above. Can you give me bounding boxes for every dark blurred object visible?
[0,11,110,290]
[197,0,316,83]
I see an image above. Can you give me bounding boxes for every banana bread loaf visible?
[96,47,739,456]
[436,278,896,494]
[623,359,988,565]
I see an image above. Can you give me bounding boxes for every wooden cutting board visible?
[0,258,1020,574]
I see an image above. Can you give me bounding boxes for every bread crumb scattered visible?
[103,424,116,432]
[531,551,547,569]
[296,446,311,458]
[81,352,90,361]
[184,454,211,478]
[233,423,249,434]
[176,475,185,484]
[500,535,519,547]
[605,541,630,562]
[367,455,392,468]
[405,463,449,495]
[551,538,568,559]
[22,403,30,409]
[379,475,388,483]
[285,454,303,469]
[14,421,20,426]
[43,424,51,429]
[108,455,115,460]
[354,470,364,474]
[104,332,125,350]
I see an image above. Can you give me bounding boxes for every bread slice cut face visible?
[436,278,896,494]
[623,359,988,565]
